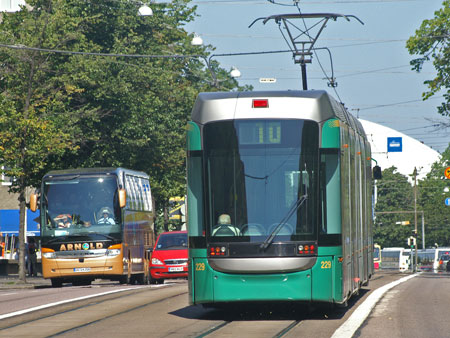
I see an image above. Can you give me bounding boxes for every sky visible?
[185,0,449,154]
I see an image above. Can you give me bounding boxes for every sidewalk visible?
[0,274,51,289]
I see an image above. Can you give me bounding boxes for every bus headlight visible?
[106,249,121,257]
[151,258,163,265]
[107,244,122,257]
[42,248,55,259]
[42,252,56,259]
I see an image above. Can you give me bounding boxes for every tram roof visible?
[192,90,365,136]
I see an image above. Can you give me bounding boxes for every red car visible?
[150,231,188,284]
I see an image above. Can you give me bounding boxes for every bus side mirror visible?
[30,193,38,212]
[119,189,127,208]
[373,165,382,180]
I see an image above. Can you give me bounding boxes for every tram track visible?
[194,319,303,338]
[46,291,187,338]
[273,320,302,337]
[0,284,188,337]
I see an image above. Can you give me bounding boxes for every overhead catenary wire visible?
[355,96,446,111]
[191,0,431,4]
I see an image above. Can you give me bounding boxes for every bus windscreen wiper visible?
[46,235,70,244]
[84,232,116,241]
[260,194,308,251]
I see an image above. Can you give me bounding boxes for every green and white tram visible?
[187,90,375,306]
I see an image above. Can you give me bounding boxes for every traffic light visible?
[412,229,417,236]
[407,236,416,246]
[373,165,382,179]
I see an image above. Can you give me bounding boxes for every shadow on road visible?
[170,288,370,322]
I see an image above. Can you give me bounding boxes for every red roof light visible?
[252,99,269,108]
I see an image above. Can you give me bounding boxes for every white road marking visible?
[0,292,18,296]
[331,273,418,338]
[0,286,148,320]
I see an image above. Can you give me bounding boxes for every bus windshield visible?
[203,119,319,242]
[41,175,122,242]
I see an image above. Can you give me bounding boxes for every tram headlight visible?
[297,243,316,255]
[209,245,227,256]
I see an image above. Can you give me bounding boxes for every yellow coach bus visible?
[30,168,155,287]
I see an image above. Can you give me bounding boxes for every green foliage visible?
[375,146,450,248]
[0,97,73,191]
[374,167,414,248]
[406,0,450,116]
[417,146,450,247]
[0,0,246,216]
[0,0,81,192]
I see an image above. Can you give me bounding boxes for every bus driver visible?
[98,207,115,225]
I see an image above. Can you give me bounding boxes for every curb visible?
[0,277,50,290]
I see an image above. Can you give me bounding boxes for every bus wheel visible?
[73,279,92,286]
[51,278,63,288]
[129,275,137,285]
[119,275,129,284]
[135,273,146,285]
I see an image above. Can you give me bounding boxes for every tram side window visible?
[187,154,204,237]
[319,149,341,234]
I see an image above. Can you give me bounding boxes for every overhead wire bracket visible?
[249,13,363,65]
[249,13,363,90]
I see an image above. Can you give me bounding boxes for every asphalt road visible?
[355,271,450,338]
[0,271,434,338]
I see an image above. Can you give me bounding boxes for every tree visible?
[0,0,247,280]
[406,1,450,118]
[373,148,450,249]
[374,167,414,248]
[0,0,83,281]
[417,145,450,247]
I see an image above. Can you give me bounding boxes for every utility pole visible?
[413,167,418,272]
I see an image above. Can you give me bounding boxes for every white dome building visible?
[359,119,441,181]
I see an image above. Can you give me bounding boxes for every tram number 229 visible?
[195,262,205,271]
[321,261,332,269]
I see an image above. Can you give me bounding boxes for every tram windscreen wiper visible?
[260,194,308,251]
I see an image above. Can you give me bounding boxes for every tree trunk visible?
[163,206,169,232]
[18,186,27,282]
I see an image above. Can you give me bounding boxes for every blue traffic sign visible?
[446,198,450,206]
[387,137,402,152]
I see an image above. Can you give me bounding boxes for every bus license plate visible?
[168,267,183,272]
[74,267,91,272]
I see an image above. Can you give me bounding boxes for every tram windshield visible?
[40,175,122,243]
[204,119,319,242]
